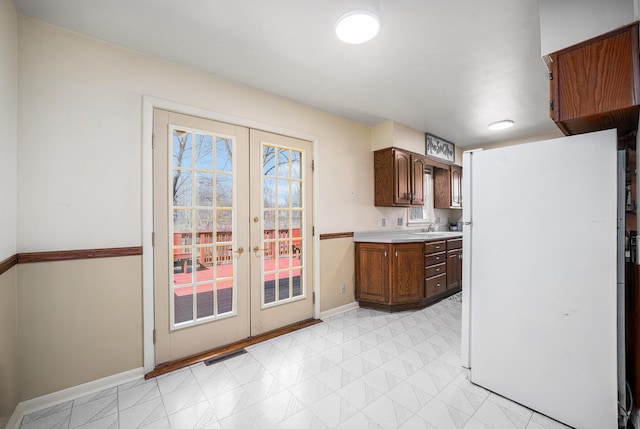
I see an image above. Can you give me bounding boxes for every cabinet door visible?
[355,243,389,303]
[392,243,424,303]
[411,155,426,206]
[447,249,462,289]
[433,167,451,208]
[394,150,412,205]
[550,22,640,135]
[451,166,462,208]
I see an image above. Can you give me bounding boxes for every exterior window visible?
[408,167,435,224]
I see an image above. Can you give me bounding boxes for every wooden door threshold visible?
[145,318,322,379]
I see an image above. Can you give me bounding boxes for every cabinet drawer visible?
[425,262,446,278]
[424,241,446,254]
[447,238,462,250]
[424,252,446,266]
[426,273,447,298]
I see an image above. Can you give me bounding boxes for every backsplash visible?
[375,206,462,231]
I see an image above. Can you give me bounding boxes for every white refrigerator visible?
[460,129,623,428]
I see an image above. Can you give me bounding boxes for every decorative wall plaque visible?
[425,133,455,163]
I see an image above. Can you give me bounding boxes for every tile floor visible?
[19,297,571,429]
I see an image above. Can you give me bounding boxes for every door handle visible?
[253,246,267,254]
[234,247,244,255]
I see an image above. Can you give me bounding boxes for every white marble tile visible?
[379,357,420,380]
[73,413,118,429]
[334,412,386,429]
[270,362,313,388]
[308,392,359,428]
[359,346,394,367]
[385,381,434,414]
[160,379,207,416]
[118,378,161,412]
[242,373,288,403]
[377,338,410,356]
[319,345,354,365]
[267,409,329,429]
[193,364,241,400]
[422,358,462,385]
[405,368,450,396]
[118,397,167,429]
[314,365,357,391]
[435,383,486,416]
[166,400,218,429]
[207,386,256,420]
[397,347,434,369]
[472,395,532,429]
[361,394,413,429]
[289,376,333,406]
[528,413,572,429]
[227,357,268,386]
[73,388,118,407]
[338,355,377,378]
[69,393,118,428]
[336,378,384,409]
[416,398,471,429]
[21,402,73,426]
[156,368,198,396]
[20,406,72,429]
[359,367,403,394]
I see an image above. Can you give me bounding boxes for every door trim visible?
[142,96,320,373]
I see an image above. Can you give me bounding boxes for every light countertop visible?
[353,230,462,243]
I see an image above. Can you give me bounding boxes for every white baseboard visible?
[319,301,359,319]
[6,367,144,429]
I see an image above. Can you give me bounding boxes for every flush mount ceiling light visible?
[488,119,515,130]
[336,10,380,44]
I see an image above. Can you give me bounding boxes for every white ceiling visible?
[12,0,562,147]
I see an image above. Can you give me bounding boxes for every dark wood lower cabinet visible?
[355,238,462,311]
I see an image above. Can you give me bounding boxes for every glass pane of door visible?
[169,127,237,328]
[261,144,305,307]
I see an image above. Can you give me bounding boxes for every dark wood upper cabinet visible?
[374,147,428,207]
[434,165,462,209]
[549,22,640,136]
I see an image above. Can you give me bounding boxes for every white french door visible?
[153,110,313,365]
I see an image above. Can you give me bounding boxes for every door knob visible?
[253,246,267,253]
[234,247,244,255]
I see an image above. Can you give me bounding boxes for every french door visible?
[153,110,313,365]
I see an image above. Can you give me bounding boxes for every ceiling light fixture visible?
[336,10,380,44]
[488,119,515,130]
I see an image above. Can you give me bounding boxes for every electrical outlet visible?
[397,217,403,226]
[340,283,345,294]
[435,217,440,223]
[381,218,386,227]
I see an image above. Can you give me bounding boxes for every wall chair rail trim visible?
[0,254,18,276]
[0,247,144,272]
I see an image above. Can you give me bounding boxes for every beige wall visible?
[0,0,17,260]
[320,238,356,312]
[0,0,18,424]
[17,16,376,253]
[17,257,142,400]
[0,267,18,428]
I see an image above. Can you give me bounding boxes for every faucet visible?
[426,223,436,232]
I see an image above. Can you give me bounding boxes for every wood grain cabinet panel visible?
[355,238,462,311]
[549,22,640,136]
[355,243,389,304]
[392,243,425,304]
[374,147,428,207]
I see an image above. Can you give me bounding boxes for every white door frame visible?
[141,96,321,373]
